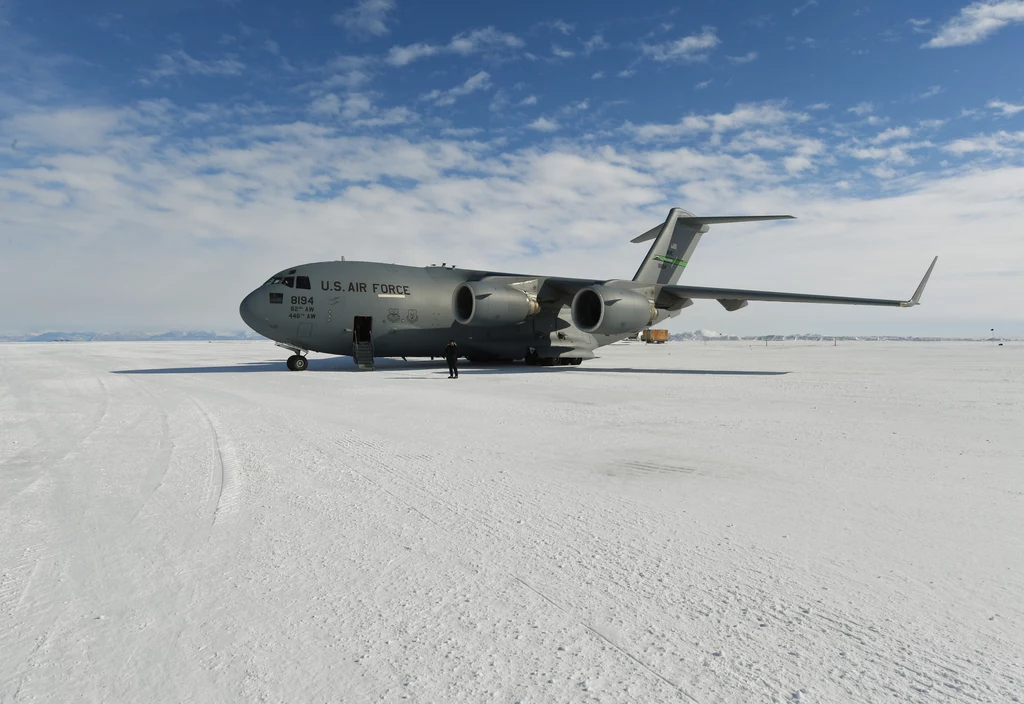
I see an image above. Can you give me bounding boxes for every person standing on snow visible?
[444,339,460,378]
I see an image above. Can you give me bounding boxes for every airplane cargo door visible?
[353,316,372,343]
[352,316,375,370]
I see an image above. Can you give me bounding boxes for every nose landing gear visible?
[276,342,309,371]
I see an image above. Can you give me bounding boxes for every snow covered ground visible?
[1,341,1021,703]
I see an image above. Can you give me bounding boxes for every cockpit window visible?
[263,276,283,286]
[282,276,295,288]
[296,276,311,289]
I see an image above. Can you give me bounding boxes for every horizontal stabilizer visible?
[630,215,794,243]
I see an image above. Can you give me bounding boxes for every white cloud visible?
[582,33,609,55]
[341,93,373,119]
[783,155,815,174]
[793,0,818,16]
[907,17,932,32]
[309,93,342,116]
[849,141,932,166]
[617,69,636,78]
[551,45,574,59]
[333,0,396,38]
[422,71,492,106]
[808,102,830,111]
[641,27,720,62]
[263,40,280,55]
[695,79,713,90]
[924,0,1024,48]
[449,27,523,55]
[308,93,414,126]
[847,101,876,116]
[143,51,245,82]
[542,19,574,35]
[519,95,538,106]
[943,130,1024,155]
[2,107,137,150]
[528,117,559,132]
[440,127,483,138]
[866,164,898,180]
[323,56,376,89]
[591,71,605,80]
[627,102,809,142]
[354,106,417,127]
[387,27,524,66]
[726,51,758,64]
[386,43,439,66]
[919,85,943,99]
[872,126,913,143]
[988,99,1024,116]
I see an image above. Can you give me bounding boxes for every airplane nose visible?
[239,290,265,333]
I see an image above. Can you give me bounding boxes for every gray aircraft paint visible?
[239,208,937,368]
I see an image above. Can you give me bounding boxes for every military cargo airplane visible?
[239,208,937,371]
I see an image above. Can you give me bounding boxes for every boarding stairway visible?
[353,340,375,370]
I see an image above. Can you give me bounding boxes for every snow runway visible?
[1,341,1021,702]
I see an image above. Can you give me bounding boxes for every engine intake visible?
[453,282,540,326]
[572,285,657,335]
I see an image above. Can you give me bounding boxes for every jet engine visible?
[571,285,657,335]
[453,282,540,326]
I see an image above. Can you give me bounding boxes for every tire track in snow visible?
[0,353,116,699]
[317,432,704,700]
[191,398,243,533]
[0,361,112,511]
[512,576,700,702]
[317,424,1006,702]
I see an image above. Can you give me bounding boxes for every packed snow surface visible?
[1,341,1021,703]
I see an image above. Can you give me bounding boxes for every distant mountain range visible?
[0,330,1012,343]
[0,331,267,342]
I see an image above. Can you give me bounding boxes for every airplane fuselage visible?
[239,261,649,363]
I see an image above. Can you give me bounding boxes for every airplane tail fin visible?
[631,209,794,286]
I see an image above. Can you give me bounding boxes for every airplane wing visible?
[659,256,938,311]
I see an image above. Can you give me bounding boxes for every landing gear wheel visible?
[286,355,308,371]
[570,358,583,366]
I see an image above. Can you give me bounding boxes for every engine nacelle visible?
[571,286,657,335]
[453,282,540,326]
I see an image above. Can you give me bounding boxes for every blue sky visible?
[1,0,1023,335]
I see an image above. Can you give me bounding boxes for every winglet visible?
[903,256,938,307]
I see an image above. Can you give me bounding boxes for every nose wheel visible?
[286,355,308,371]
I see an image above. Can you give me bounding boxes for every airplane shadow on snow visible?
[112,360,788,377]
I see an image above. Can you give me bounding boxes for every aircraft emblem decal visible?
[388,308,400,323]
[654,255,688,268]
[408,309,418,323]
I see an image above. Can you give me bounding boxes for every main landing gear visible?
[524,350,583,366]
